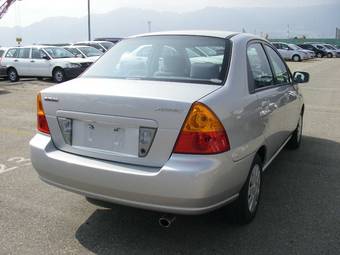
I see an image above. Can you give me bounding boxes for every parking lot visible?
[0,58,339,254]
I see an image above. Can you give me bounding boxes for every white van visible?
[1,46,94,83]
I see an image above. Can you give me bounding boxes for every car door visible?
[28,48,51,77]
[280,43,292,59]
[16,48,32,76]
[247,42,287,160]
[4,48,19,71]
[264,45,301,136]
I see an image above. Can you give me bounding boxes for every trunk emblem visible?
[88,124,95,130]
[44,97,59,102]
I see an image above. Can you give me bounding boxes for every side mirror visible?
[293,71,309,84]
[76,54,84,58]
[42,55,50,60]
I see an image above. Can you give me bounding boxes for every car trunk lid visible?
[41,77,221,167]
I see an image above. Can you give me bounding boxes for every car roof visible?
[129,30,239,39]
[65,45,92,48]
[74,41,111,44]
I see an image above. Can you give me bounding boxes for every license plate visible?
[72,120,138,155]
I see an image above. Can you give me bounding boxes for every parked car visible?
[30,31,309,225]
[312,44,335,58]
[64,46,103,61]
[288,44,315,58]
[73,41,114,53]
[272,42,308,61]
[297,44,327,58]
[0,47,8,78]
[1,46,94,83]
[322,44,340,58]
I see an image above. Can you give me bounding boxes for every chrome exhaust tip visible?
[159,214,176,228]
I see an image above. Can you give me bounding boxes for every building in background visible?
[336,28,340,39]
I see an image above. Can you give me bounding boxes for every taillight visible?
[173,102,230,154]
[37,93,50,134]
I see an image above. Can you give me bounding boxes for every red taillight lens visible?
[173,102,230,154]
[37,93,50,134]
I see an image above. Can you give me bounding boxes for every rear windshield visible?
[84,36,230,85]
[0,50,4,57]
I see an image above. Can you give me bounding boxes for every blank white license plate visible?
[72,120,139,156]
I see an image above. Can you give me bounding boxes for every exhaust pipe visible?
[159,214,176,228]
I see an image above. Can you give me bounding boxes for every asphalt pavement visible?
[0,59,339,255]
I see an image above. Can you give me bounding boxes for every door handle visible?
[30,60,35,63]
[14,59,19,62]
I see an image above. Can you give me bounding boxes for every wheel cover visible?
[9,71,16,80]
[55,71,63,82]
[293,55,299,61]
[248,164,261,213]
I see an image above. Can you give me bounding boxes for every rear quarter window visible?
[5,48,18,58]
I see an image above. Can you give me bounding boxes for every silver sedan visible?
[30,31,309,225]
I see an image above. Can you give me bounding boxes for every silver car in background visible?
[30,31,309,224]
[272,42,309,61]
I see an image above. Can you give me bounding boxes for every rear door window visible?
[264,45,291,85]
[247,43,274,89]
[18,48,31,59]
[0,50,4,58]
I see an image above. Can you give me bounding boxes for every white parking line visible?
[0,157,31,175]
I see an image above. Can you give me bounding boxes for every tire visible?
[234,155,262,224]
[327,53,333,58]
[53,68,65,83]
[7,68,19,82]
[292,55,301,62]
[287,114,303,150]
[316,53,322,58]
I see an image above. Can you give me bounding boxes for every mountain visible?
[0,4,339,46]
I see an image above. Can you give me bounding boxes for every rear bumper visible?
[64,67,87,80]
[30,133,254,215]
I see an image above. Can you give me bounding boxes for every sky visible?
[0,0,338,28]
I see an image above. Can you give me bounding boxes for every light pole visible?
[147,21,152,33]
[88,0,91,41]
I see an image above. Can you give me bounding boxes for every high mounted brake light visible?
[173,102,230,154]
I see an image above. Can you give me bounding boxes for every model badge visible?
[155,108,183,113]
[44,97,59,102]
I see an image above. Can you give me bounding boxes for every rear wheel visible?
[234,155,262,224]
[292,55,301,62]
[287,114,303,149]
[327,53,333,58]
[7,68,19,82]
[53,68,65,83]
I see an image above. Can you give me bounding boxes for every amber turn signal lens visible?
[173,102,230,154]
[37,93,50,134]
